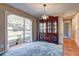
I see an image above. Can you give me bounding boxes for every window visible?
[7,14,32,47]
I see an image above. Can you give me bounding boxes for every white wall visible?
[74,13,79,46]
[58,17,63,44]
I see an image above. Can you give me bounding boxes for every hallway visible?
[63,39,79,56]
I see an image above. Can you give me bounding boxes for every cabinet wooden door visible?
[38,16,58,44]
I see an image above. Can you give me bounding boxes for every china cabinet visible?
[37,16,58,44]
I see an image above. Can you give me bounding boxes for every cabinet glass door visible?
[47,22,51,33]
[52,21,57,34]
[39,23,46,33]
[39,22,46,40]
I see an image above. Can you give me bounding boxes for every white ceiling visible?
[7,3,79,19]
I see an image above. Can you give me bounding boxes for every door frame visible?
[64,20,71,39]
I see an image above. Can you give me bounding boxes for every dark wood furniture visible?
[37,16,59,44]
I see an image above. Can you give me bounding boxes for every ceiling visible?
[7,3,79,19]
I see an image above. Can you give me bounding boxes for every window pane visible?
[7,14,24,47]
[25,18,32,42]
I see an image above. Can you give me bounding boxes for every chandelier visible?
[41,4,48,20]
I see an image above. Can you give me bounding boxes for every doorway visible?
[64,21,71,39]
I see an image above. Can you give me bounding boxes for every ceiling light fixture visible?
[41,4,48,20]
